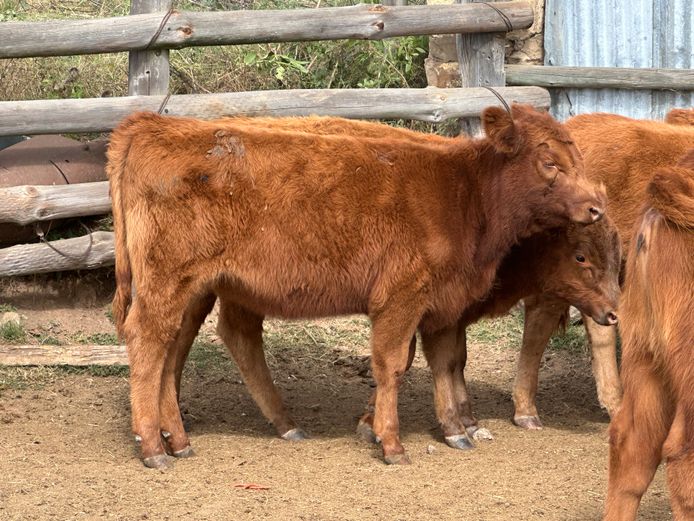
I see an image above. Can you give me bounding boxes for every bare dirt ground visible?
[0,275,671,520]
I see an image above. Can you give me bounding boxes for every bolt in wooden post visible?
[128,0,171,96]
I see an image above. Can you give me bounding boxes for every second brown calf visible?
[604,151,694,520]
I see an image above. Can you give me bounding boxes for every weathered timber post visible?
[455,0,506,135]
[129,0,171,96]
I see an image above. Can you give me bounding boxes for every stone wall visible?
[424,0,544,88]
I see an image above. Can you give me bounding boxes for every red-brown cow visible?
[108,105,605,468]
[163,115,621,449]
[604,150,694,521]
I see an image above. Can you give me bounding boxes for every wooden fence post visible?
[128,0,171,96]
[455,0,507,135]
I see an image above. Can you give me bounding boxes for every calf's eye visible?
[575,254,586,263]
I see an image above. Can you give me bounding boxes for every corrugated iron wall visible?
[544,0,694,120]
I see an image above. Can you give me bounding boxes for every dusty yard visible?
[0,275,671,520]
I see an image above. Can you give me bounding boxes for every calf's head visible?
[541,216,621,326]
[482,104,607,226]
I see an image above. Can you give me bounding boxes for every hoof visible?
[384,453,411,465]
[513,415,544,430]
[468,426,494,441]
[356,421,378,444]
[173,446,196,459]
[142,453,176,470]
[445,434,475,450]
[281,428,309,441]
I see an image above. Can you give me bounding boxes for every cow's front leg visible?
[583,315,622,417]
[369,301,423,465]
[357,336,416,444]
[421,326,475,449]
[512,295,567,430]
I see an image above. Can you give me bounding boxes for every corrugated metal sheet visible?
[544,0,694,121]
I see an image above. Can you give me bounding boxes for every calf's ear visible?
[482,106,517,154]
[648,166,694,228]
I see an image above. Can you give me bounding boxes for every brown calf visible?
[163,116,621,449]
[604,151,694,520]
[109,105,605,468]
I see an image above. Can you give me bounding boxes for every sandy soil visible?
[0,288,671,521]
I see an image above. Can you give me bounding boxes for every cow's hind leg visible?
[449,323,493,441]
[217,299,304,440]
[512,295,566,430]
[663,406,694,520]
[159,293,216,457]
[604,354,672,521]
[127,297,187,469]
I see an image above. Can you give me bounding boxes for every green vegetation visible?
[467,307,588,354]
[467,309,525,349]
[0,363,129,394]
[548,322,588,353]
[0,303,17,313]
[0,0,429,107]
[0,321,26,343]
[187,339,232,373]
[72,331,119,345]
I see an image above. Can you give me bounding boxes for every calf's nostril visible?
[607,312,618,325]
[589,207,603,221]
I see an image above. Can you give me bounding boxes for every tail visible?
[107,112,161,339]
[647,154,694,229]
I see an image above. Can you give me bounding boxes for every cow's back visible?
[114,113,470,319]
[566,114,694,249]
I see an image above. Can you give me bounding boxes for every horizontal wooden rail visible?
[0,344,127,366]
[0,86,550,136]
[506,65,694,91]
[2,2,533,59]
[0,231,114,277]
[0,182,111,226]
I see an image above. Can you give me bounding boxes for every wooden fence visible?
[0,0,546,275]
[506,65,694,91]
[0,0,546,365]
